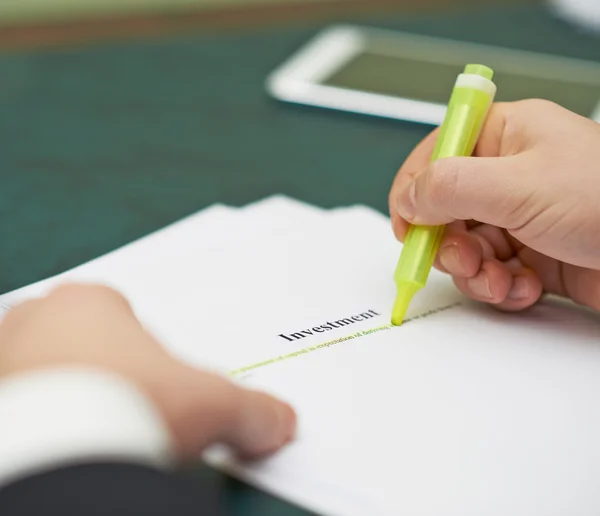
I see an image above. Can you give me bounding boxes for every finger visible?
[390,102,509,226]
[389,102,518,240]
[470,224,515,262]
[389,101,512,207]
[395,154,530,229]
[390,129,440,241]
[471,232,496,260]
[391,213,409,243]
[48,283,136,317]
[472,102,509,157]
[508,247,600,312]
[390,101,538,233]
[391,128,441,190]
[493,258,544,312]
[561,264,600,313]
[1,282,135,331]
[391,100,511,201]
[435,224,498,275]
[165,366,296,461]
[453,259,513,304]
[434,227,483,278]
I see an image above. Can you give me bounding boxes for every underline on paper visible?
[229,301,462,377]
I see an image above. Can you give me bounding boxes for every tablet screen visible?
[322,50,600,118]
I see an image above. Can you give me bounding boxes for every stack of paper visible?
[3,195,600,515]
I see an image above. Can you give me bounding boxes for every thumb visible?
[160,365,296,461]
[395,155,529,228]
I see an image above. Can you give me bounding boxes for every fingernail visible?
[467,274,492,299]
[508,276,530,300]
[395,181,416,221]
[439,244,465,276]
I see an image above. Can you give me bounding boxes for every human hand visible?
[0,284,296,460]
[390,99,600,312]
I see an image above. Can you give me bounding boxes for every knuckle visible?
[519,98,559,114]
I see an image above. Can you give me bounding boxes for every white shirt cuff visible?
[0,368,176,488]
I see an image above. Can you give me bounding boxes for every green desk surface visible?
[0,4,599,514]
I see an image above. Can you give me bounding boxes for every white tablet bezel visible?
[266,25,600,125]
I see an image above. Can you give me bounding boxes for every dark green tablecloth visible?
[0,4,599,514]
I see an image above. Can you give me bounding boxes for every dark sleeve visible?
[0,462,226,516]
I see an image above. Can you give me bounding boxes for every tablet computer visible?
[266,25,600,125]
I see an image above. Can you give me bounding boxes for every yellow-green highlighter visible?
[391,64,497,325]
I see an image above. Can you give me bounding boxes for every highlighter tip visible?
[391,282,420,326]
[391,315,405,326]
[391,303,408,326]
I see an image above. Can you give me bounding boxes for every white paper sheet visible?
[3,195,600,515]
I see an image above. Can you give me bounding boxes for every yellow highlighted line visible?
[229,302,461,377]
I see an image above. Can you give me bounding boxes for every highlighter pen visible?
[391,64,497,326]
